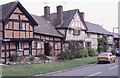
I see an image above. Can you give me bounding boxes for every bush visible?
[28,55,34,61]
[9,53,18,62]
[83,49,88,57]
[37,54,47,60]
[79,49,88,58]
[88,48,96,57]
[111,49,116,55]
[58,50,74,60]
[73,52,81,58]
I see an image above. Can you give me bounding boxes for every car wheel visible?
[98,61,100,64]
[113,60,115,63]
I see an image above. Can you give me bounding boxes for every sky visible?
[0,0,119,33]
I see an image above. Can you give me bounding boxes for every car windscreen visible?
[99,53,108,56]
[115,48,120,51]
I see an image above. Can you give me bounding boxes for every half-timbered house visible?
[49,5,88,49]
[32,14,63,56]
[0,1,38,63]
[0,1,63,64]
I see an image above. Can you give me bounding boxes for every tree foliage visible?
[97,35,108,53]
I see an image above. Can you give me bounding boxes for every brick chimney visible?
[80,12,85,20]
[44,6,50,21]
[57,5,63,25]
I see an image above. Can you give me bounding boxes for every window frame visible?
[73,29,80,35]
[35,41,42,49]
[20,22,26,30]
[18,42,23,51]
[85,42,91,48]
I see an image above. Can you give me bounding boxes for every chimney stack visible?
[80,12,85,20]
[44,6,50,21]
[57,5,63,25]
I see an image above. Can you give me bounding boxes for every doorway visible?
[44,43,50,56]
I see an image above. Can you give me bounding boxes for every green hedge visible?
[58,48,97,60]
[88,48,97,57]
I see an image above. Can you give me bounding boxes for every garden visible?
[2,40,98,77]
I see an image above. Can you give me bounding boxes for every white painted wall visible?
[65,11,86,41]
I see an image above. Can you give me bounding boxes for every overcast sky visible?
[0,0,119,32]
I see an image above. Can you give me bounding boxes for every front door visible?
[44,43,50,56]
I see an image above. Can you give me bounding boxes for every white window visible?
[55,43,58,49]
[20,22,25,30]
[36,42,41,49]
[73,29,80,35]
[18,42,23,51]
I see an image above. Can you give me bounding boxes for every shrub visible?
[58,50,69,60]
[88,48,96,57]
[68,52,74,60]
[9,52,18,62]
[79,49,88,58]
[111,49,116,55]
[83,49,88,57]
[28,55,34,61]
[37,53,47,60]
[58,50,74,60]
[73,52,81,58]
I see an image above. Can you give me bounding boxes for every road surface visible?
[46,57,119,77]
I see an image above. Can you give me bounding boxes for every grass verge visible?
[2,56,97,77]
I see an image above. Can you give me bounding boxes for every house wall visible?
[66,30,85,41]
[1,41,31,63]
[33,34,62,56]
[85,32,114,51]
[107,35,114,50]
[85,33,98,49]
[1,7,34,64]
[4,8,33,39]
[65,11,86,47]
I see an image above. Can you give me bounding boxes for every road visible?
[46,57,119,77]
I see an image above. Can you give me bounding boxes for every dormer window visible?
[73,29,80,35]
[20,22,25,30]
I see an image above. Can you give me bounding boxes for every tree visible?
[97,35,108,53]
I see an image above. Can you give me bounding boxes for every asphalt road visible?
[46,57,120,77]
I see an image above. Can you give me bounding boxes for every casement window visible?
[55,43,58,49]
[64,43,69,50]
[73,29,80,35]
[35,41,41,49]
[87,33,91,38]
[85,42,91,48]
[18,42,23,51]
[20,22,25,30]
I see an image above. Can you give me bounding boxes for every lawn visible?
[2,56,97,77]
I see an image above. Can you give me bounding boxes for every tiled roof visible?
[32,14,63,37]
[85,21,113,35]
[113,33,120,38]
[50,9,87,29]
[0,1,38,25]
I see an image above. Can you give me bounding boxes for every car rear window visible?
[99,53,108,56]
